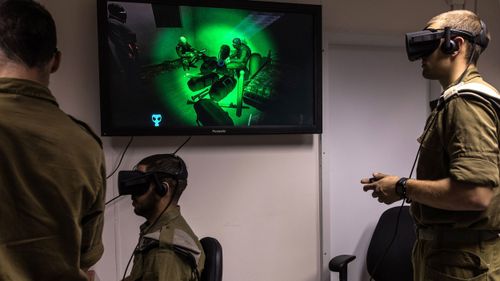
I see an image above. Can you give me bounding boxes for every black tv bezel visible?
[97,0,322,136]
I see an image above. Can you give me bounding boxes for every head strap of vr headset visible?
[440,20,489,51]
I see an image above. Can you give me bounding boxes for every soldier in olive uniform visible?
[0,1,106,281]
[124,154,205,281]
[361,10,500,281]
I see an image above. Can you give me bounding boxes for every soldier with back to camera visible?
[362,10,500,280]
[0,1,106,280]
[120,154,205,281]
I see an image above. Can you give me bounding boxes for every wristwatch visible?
[395,177,409,201]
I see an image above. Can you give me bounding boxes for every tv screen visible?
[97,0,322,135]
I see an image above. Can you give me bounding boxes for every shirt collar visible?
[429,65,483,110]
[0,77,59,106]
[447,65,482,89]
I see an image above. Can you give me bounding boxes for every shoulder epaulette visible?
[160,227,202,268]
[439,82,500,110]
[67,115,103,148]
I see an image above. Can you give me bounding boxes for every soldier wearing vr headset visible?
[362,10,500,280]
[120,154,205,281]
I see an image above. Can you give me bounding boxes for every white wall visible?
[324,44,428,281]
[39,0,322,281]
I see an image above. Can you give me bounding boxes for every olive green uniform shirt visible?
[0,78,106,281]
[129,206,205,281]
[412,67,500,230]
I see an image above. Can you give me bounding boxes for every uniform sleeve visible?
[154,226,202,281]
[445,96,500,187]
[156,248,197,281]
[80,153,106,269]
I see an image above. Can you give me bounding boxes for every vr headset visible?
[405,25,489,61]
[118,157,188,196]
[118,171,188,197]
[118,171,162,196]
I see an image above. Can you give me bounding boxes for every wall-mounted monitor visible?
[97,0,322,135]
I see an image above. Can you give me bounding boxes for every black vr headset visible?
[118,156,188,197]
[405,21,489,61]
[118,171,163,197]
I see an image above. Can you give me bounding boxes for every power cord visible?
[105,194,121,206]
[172,136,192,155]
[104,136,134,206]
[107,136,134,179]
[368,108,439,280]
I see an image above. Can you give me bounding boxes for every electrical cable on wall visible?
[107,136,135,179]
[105,136,134,205]
[172,136,192,155]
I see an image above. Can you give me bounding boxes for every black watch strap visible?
[395,177,409,200]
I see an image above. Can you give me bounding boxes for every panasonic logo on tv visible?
[211,130,227,134]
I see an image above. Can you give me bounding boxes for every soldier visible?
[121,154,205,281]
[362,10,500,281]
[0,1,106,280]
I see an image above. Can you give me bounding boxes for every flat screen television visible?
[97,0,322,136]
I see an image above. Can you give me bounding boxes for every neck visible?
[0,56,50,86]
[146,201,176,224]
[440,64,468,89]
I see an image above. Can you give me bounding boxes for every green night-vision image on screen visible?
[103,1,319,135]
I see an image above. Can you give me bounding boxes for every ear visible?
[50,50,61,73]
[162,181,170,195]
[452,37,466,57]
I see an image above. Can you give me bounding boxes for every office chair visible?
[200,237,223,281]
[330,205,416,281]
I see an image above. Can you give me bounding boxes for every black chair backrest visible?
[200,237,223,281]
[366,206,416,281]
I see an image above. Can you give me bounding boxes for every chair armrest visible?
[329,255,356,272]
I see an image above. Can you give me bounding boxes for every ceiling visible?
[324,0,499,36]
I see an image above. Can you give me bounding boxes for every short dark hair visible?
[427,10,490,64]
[137,154,188,200]
[0,0,57,68]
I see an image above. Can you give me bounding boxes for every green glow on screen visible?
[150,6,277,127]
